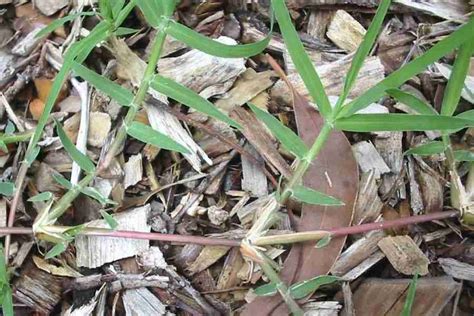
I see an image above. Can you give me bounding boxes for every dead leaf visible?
[32,256,82,278]
[187,246,230,275]
[243,93,358,314]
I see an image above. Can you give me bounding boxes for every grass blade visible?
[289,275,340,300]
[454,150,474,161]
[71,61,133,106]
[136,0,163,28]
[271,0,331,118]
[28,192,53,202]
[164,20,270,58]
[31,22,110,154]
[405,141,445,156]
[339,17,474,117]
[55,119,95,174]
[36,12,95,38]
[44,243,67,259]
[52,174,73,190]
[0,243,13,316]
[126,121,190,154]
[0,182,14,197]
[254,283,277,297]
[336,0,391,109]
[401,273,419,316]
[386,89,438,115]
[100,210,118,229]
[151,75,240,128]
[335,114,472,132]
[81,187,116,206]
[291,185,344,206]
[441,40,474,116]
[248,103,308,159]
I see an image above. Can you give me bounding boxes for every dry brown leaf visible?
[244,93,358,314]
[32,256,82,278]
[187,246,230,275]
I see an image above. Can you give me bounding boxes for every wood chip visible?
[438,257,474,282]
[241,143,268,197]
[123,288,167,315]
[353,170,383,225]
[327,10,366,52]
[342,251,386,281]
[331,230,385,276]
[87,112,111,147]
[307,10,334,41]
[303,301,342,316]
[352,141,390,179]
[416,164,443,214]
[33,0,69,16]
[353,277,459,315]
[215,68,275,113]
[378,235,429,275]
[272,56,385,107]
[375,132,405,198]
[187,246,231,275]
[123,153,143,189]
[76,205,151,268]
[393,0,468,21]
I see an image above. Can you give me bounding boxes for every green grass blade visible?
[254,283,278,297]
[81,187,116,206]
[272,0,331,118]
[36,12,95,38]
[28,191,53,202]
[126,121,190,154]
[52,174,73,190]
[151,75,240,128]
[100,210,118,229]
[336,0,391,109]
[0,243,13,316]
[291,185,344,206]
[71,61,133,106]
[335,114,472,132]
[114,27,140,37]
[136,0,163,27]
[289,275,340,300]
[55,119,95,174]
[339,17,474,117]
[386,89,438,115]
[248,103,308,159]
[405,141,445,156]
[401,273,419,316]
[45,243,67,259]
[441,40,474,116]
[0,182,14,197]
[31,22,110,155]
[454,150,474,161]
[164,20,270,58]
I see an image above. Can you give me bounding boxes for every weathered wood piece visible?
[378,235,429,275]
[327,10,366,52]
[352,141,390,179]
[353,170,383,225]
[438,258,474,282]
[75,205,151,268]
[122,288,167,315]
[241,144,268,197]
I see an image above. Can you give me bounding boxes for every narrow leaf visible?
[114,27,140,36]
[339,18,474,117]
[100,210,118,230]
[289,275,340,300]
[81,187,116,206]
[441,40,474,116]
[165,20,270,58]
[45,243,67,259]
[271,0,331,118]
[401,273,419,316]
[254,283,277,297]
[386,89,438,115]
[315,235,332,248]
[405,141,445,156]
[338,0,391,107]
[24,146,40,165]
[248,103,308,159]
[291,185,344,206]
[55,119,95,174]
[454,150,474,161]
[151,75,239,128]
[71,61,133,106]
[0,182,14,197]
[5,121,15,135]
[36,12,95,38]
[28,191,53,202]
[0,244,13,316]
[136,0,163,27]
[52,173,73,190]
[126,121,189,153]
[335,114,472,132]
